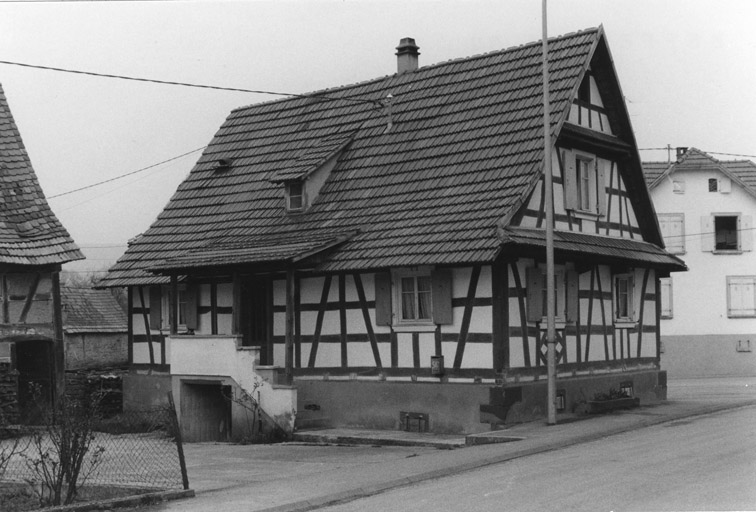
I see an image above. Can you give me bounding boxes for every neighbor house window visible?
[708,178,719,192]
[614,274,634,323]
[727,276,756,317]
[658,213,685,254]
[659,277,673,319]
[702,214,753,253]
[286,181,305,211]
[715,216,738,250]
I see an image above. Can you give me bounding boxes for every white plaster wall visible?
[651,168,756,336]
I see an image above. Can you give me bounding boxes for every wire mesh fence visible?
[0,403,187,510]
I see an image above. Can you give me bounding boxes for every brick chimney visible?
[396,37,420,73]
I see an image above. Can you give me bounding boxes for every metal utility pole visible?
[541,0,557,425]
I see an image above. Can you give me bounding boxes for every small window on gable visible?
[672,180,685,194]
[614,273,634,323]
[563,150,606,217]
[708,178,718,192]
[286,181,305,212]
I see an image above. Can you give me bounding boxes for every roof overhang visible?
[149,230,359,275]
[498,227,687,272]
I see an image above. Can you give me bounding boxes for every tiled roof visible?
[499,227,687,270]
[0,84,83,266]
[102,28,609,287]
[61,287,127,334]
[643,148,756,195]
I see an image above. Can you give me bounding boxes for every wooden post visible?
[51,270,65,408]
[167,392,190,490]
[170,274,178,336]
[285,268,295,385]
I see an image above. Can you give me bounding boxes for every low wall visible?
[123,372,172,410]
[661,335,756,378]
[295,370,666,434]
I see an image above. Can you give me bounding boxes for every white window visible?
[727,276,756,318]
[286,181,305,211]
[672,180,685,194]
[613,274,634,323]
[659,277,673,319]
[563,150,606,216]
[384,268,452,327]
[658,213,685,254]
[162,284,188,330]
[701,214,753,253]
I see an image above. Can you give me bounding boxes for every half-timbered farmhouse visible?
[0,83,84,423]
[101,27,685,439]
[644,148,756,378]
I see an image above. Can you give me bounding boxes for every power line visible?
[638,148,756,159]
[0,59,381,106]
[48,146,205,199]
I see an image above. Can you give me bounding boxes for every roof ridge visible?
[229,27,602,113]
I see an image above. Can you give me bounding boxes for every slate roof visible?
[500,227,686,270]
[0,84,83,266]
[103,27,663,287]
[643,148,756,195]
[61,287,127,334]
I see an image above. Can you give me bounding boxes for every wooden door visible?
[240,277,273,365]
[180,382,231,442]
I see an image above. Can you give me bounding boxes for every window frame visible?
[726,275,756,318]
[162,284,188,331]
[714,215,739,252]
[393,268,434,325]
[575,153,597,214]
[613,273,635,324]
[285,180,306,212]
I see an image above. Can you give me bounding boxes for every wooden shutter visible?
[374,272,392,326]
[431,268,453,325]
[149,285,162,330]
[526,267,544,322]
[720,177,732,193]
[740,215,753,251]
[185,283,198,330]
[566,270,579,322]
[563,150,577,211]
[700,215,714,252]
[596,160,607,215]
[660,278,673,318]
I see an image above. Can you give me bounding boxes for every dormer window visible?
[286,181,305,212]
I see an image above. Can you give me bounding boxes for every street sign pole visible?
[541,0,557,425]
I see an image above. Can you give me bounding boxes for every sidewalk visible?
[160,377,756,512]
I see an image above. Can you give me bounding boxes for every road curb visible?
[253,400,756,512]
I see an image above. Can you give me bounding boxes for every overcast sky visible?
[0,0,754,274]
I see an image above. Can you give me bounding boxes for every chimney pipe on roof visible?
[396,37,420,73]
[676,147,688,162]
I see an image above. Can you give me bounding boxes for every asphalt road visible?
[319,405,756,512]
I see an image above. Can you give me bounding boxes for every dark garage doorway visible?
[180,381,232,442]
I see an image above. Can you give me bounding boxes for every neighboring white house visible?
[644,147,756,377]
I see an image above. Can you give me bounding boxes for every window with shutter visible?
[389,267,453,327]
[727,276,756,318]
[660,277,673,319]
[613,274,634,323]
[562,149,606,217]
[526,267,573,323]
[658,213,685,254]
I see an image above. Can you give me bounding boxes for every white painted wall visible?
[651,168,756,336]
